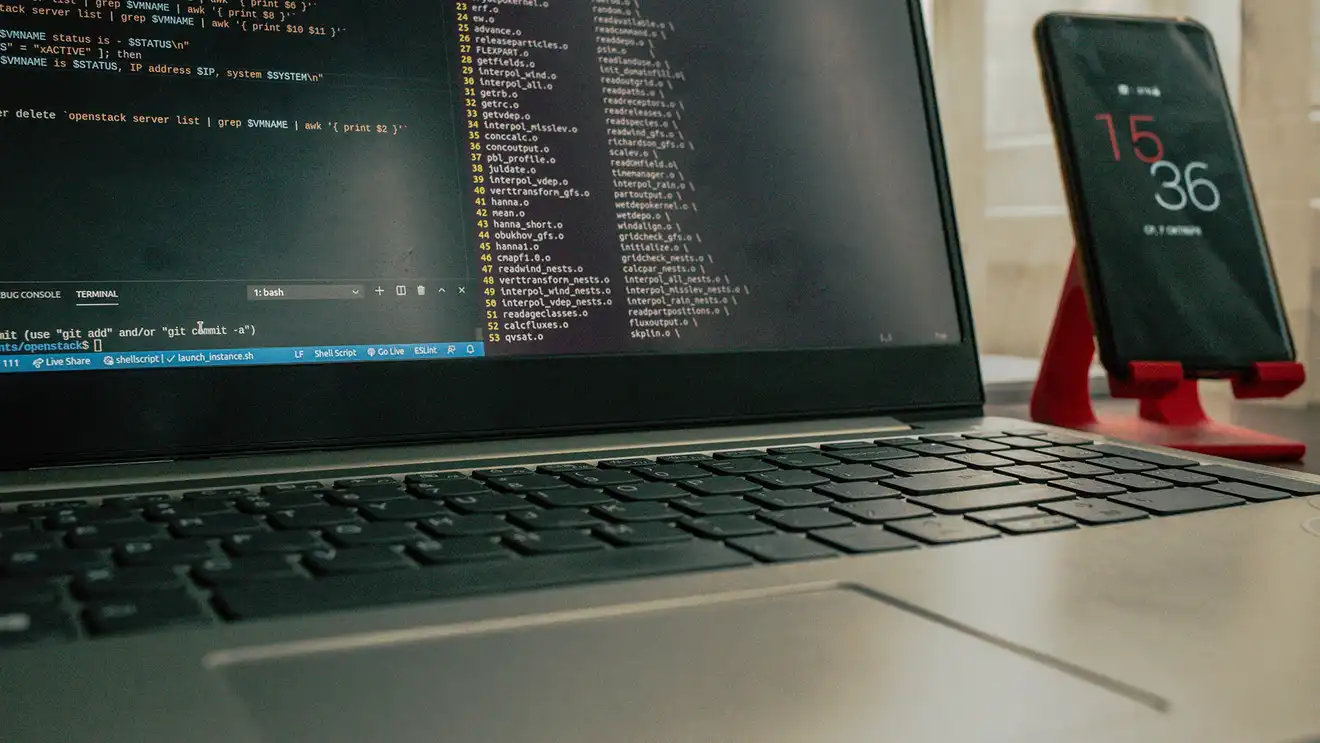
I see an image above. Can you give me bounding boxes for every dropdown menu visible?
[247,285,367,301]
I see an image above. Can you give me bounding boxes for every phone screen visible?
[1040,15,1293,372]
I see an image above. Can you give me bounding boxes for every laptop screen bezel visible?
[2,0,984,469]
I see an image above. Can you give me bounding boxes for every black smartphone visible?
[1034,12,1294,376]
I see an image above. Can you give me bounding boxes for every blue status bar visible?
[0,342,485,373]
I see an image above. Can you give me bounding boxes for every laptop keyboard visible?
[4,428,1320,646]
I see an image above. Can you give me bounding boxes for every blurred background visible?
[924,0,1319,404]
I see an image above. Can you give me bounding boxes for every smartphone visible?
[1034,13,1293,376]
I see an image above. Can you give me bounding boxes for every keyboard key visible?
[672,496,759,517]
[903,443,963,456]
[910,484,1074,514]
[992,437,1050,449]
[680,515,775,539]
[408,479,491,498]
[409,538,512,565]
[767,453,839,469]
[873,437,922,446]
[948,453,1016,469]
[224,531,325,556]
[305,547,412,576]
[1111,487,1243,515]
[420,514,514,538]
[1091,457,1157,473]
[655,453,713,464]
[997,515,1078,534]
[835,448,918,463]
[0,514,34,532]
[73,566,183,598]
[260,482,324,495]
[966,507,1046,525]
[713,449,769,459]
[18,500,89,512]
[182,487,251,500]
[446,492,529,514]
[115,539,216,567]
[1187,465,1320,495]
[562,469,643,487]
[67,522,168,548]
[0,605,75,646]
[594,523,692,547]
[216,543,754,621]
[750,470,829,489]
[146,500,236,521]
[0,531,61,552]
[918,434,964,443]
[1148,469,1217,486]
[84,594,207,636]
[759,508,852,532]
[269,506,359,530]
[508,508,603,531]
[592,502,680,523]
[528,489,614,508]
[536,463,595,474]
[887,470,1017,495]
[1098,474,1172,491]
[333,476,399,489]
[810,526,919,554]
[995,465,1067,483]
[597,458,654,469]
[194,556,303,585]
[950,439,1010,453]
[44,506,138,530]
[607,482,687,501]
[729,534,839,563]
[488,474,568,493]
[679,477,763,496]
[766,445,818,455]
[1042,461,1113,477]
[326,523,420,547]
[235,491,325,513]
[1205,482,1290,502]
[878,457,965,475]
[746,489,831,510]
[1040,499,1148,525]
[325,486,411,506]
[404,472,469,484]
[702,459,778,476]
[633,464,708,482]
[471,467,532,478]
[832,500,932,523]
[1029,432,1095,446]
[886,517,1001,545]
[360,500,451,522]
[1052,478,1127,496]
[2,549,110,577]
[819,441,878,451]
[1084,444,1199,468]
[1038,446,1103,460]
[996,450,1059,465]
[815,481,900,502]
[0,578,60,606]
[505,530,605,556]
[814,464,892,482]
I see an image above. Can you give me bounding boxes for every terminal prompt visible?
[247,285,365,301]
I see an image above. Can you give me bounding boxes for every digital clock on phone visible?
[1035,13,1293,375]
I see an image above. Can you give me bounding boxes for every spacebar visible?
[214,542,755,621]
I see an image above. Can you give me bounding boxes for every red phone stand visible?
[1029,252,1307,461]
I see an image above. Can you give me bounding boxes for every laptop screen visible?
[0,0,960,375]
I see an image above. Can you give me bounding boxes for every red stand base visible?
[1029,253,1307,462]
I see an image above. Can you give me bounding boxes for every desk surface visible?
[986,398,1317,474]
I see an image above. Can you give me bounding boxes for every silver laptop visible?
[3,1,1320,742]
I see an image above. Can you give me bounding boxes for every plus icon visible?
[374,286,385,296]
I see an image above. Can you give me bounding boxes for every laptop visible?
[3,1,1320,741]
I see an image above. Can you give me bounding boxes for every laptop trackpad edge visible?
[215,586,1159,743]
